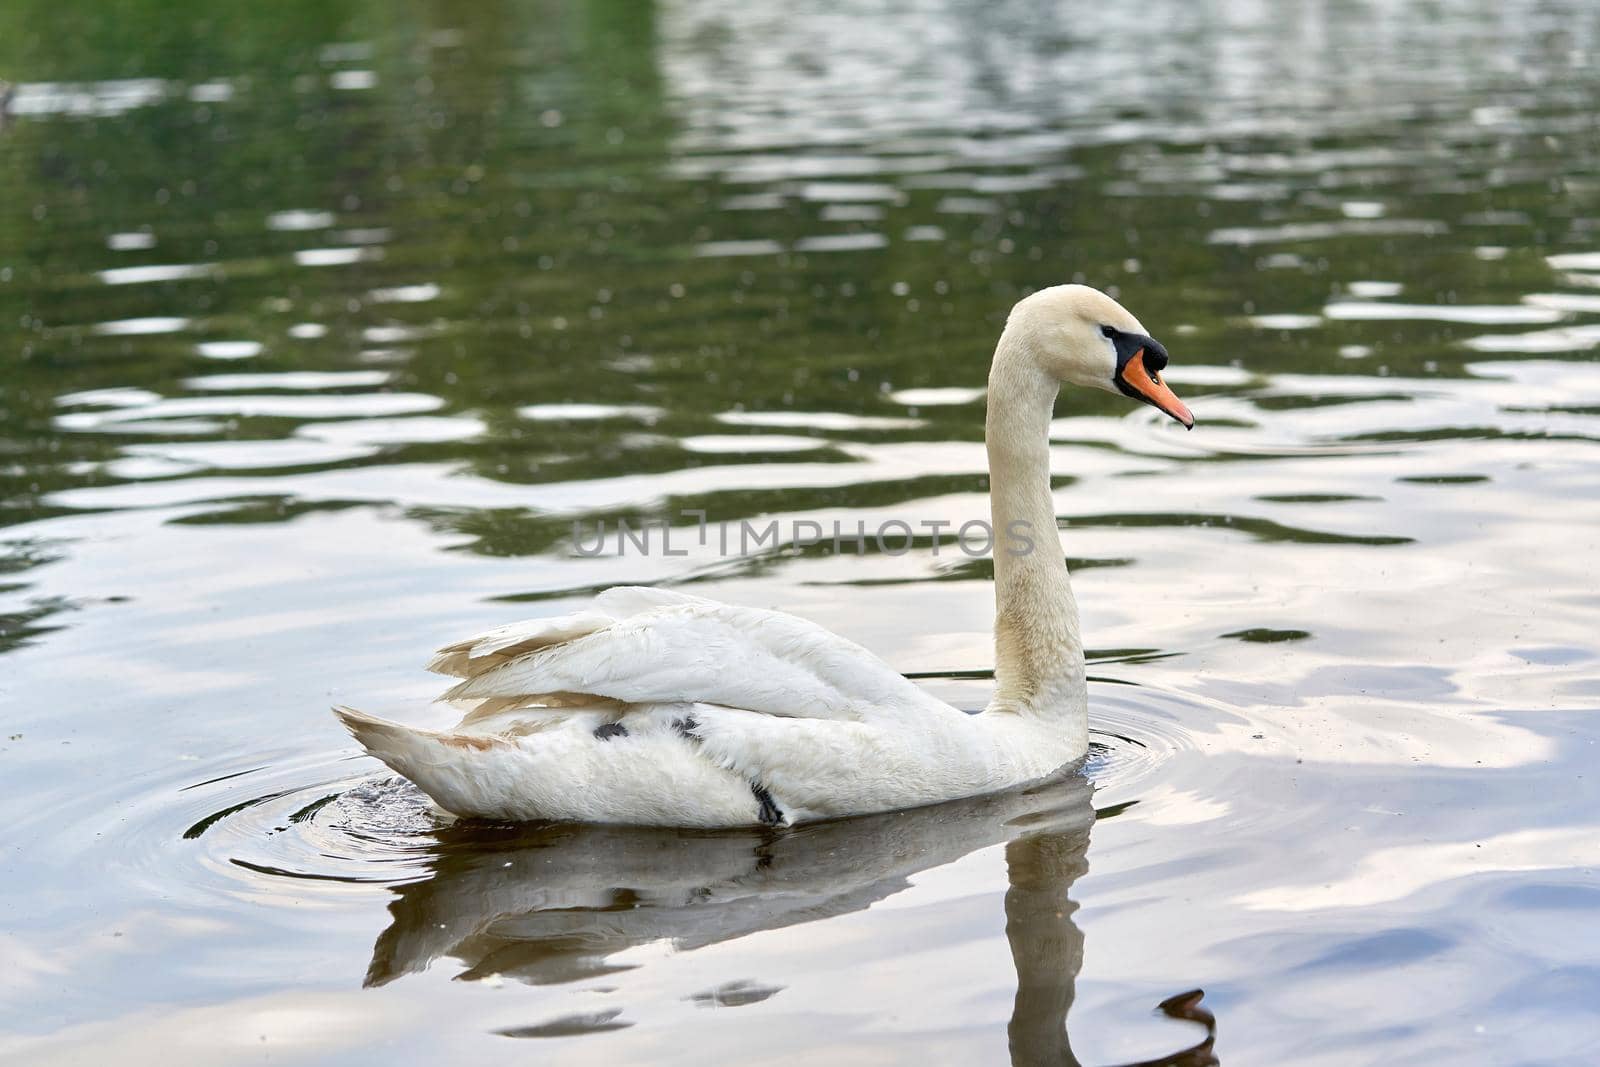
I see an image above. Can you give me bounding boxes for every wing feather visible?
[433,592,937,722]
[428,611,616,678]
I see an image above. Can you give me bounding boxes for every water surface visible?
[3,1,1600,1063]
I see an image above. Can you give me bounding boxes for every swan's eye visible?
[1099,324,1116,339]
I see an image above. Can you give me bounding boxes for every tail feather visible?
[332,705,519,819]
[332,705,435,769]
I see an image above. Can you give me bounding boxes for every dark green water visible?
[3,1,1600,1063]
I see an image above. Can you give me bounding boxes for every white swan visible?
[335,284,1193,827]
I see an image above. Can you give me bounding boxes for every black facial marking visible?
[672,715,701,741]
[751,780,785,826]
[1103,326,1171,399]
[593,722,628,741]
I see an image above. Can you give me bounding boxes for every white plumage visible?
[336,285,1194,827]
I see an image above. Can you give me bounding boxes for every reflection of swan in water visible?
[1003,833,1216,1067]
[365,772,1216,1065]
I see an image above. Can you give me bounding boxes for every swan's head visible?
[1005,284,1194,429]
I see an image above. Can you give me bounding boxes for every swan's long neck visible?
[985,325,1087,718]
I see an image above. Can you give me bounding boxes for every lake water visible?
[3,1,1600,1063]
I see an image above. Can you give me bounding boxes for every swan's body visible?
[336,285,1193,827]
[338,585,1078,825]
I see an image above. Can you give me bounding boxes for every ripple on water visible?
[1083,683,1210,799]
[92,316,190,336]
[296,414,488,445]
[53,392,446,432]
[8,77,168,117]
[107,231,157,251]
[715,410,926,431]
[518,403,666,422]
[183,371,393,391]
[266,209,335,231]
[182,766,447,893]
[885,386,986,406]
[1546,252,1600,270]
[294,246,380,267]
[195,340,264,360]
[368,283,441,304]
[678,434,831,454]
[1248,314,1322,330]
[1323,301,1563,324]
[98,263,215,286]
[1462,323,1600,353]
[694,239,784,258]
[111,439,380,475]
[793,233,889,253]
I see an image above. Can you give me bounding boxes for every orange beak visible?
[1120,349,1194,429]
